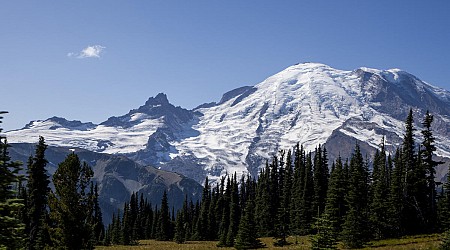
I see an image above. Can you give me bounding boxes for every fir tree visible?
[341,143,370,248]
[26,136,51,249]
[255,163,272,237]
[194,177,211,240]
[311,212,337,250]
[440,229,450,250]
[370,138,391,239]
[277,149,293,243]
[439,165,450,231]
[48,152,94,249]
[421,111,443,231]
[91,183,104,244]
[389,148,405,236]
[290,144,305,236]
[234,199,265,250]
[299,152,315,235]
[313,145,329,216]
[174,210,186,244]
[226,174,240,246]
[217,176,231,246]
[156,191,172,241]
[0,112,25,249]
[324,156,346,236]
[121,203,132,245]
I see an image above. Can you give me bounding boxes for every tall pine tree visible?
[370,138,392,239]
[156,191,172,241]
[234,199,265,250]
[0,112,25,249]
[341,143,370,248]
[48,152,94,249]
[26,136,51,249]
[421,111,443,232]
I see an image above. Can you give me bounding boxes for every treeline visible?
[0,112,104,249]
[106,109,450,249]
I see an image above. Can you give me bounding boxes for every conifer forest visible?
[1,109,450,249]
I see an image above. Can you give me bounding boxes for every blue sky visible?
[1,1,449,131]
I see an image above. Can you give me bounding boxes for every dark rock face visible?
[101,92,195,129]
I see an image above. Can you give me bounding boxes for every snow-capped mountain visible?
[7,63,450,184]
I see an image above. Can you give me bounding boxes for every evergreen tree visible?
[313,145,329,216]
[401,109,429,234]
[207,183,219,240]
[111,211,122,244]
[0,111,25,249]
[341,143,370,248]
[388,148,405,236]
[440,229,450,250]
[194,177,211,240]
[439,165,450,231]
[121,202,132,245]
[174,210,186,244]
[290,144,305,236]
[278,149,293,242]
[324,156,346,236]
[48,152,94,249]
[370,138,391,239]
[234,199,265,250]
[156,191,172,241]
[421,111,443,231]
[26,136,51,249]
[299,152,315,235]
[226,174,240,246]
[310,212,337,250]
[254,163,272,237]
[91,183,104,244]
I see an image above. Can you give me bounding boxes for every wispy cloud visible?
[68,45,106,59]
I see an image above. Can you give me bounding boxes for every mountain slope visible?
[161,63,450,182]
[6,63,450,184]
[8,143,203,224]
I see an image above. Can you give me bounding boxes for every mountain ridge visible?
[6,62,450,184]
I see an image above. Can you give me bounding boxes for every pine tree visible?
[0,111,25,249]
[26,136,51,249]
[324,156,346,236]
[48,152,94,249]
[310,212,337,250]
[217,175,232,246]
[207,183,219,240]
[226,174,240,246]
[255,163,272,237]
[388,147,405,236]
[299,152,315,235]
[91,183,104,244]
[439,165,450,231]
[110,211,122,244]
[156,191,172,241]
[234,199,265,250]
[341,143,370,248]
[370,138,391,239]
[290,144,305,236]
[313,145,329,216]
[174,210,186,244]
[421,111,443,232]
[194,177,211,240]
[278,150,293,243]
[440,229,450,250]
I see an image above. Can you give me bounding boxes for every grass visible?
[96,234,443,249]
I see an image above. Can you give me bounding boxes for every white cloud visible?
[68,45,106,59]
